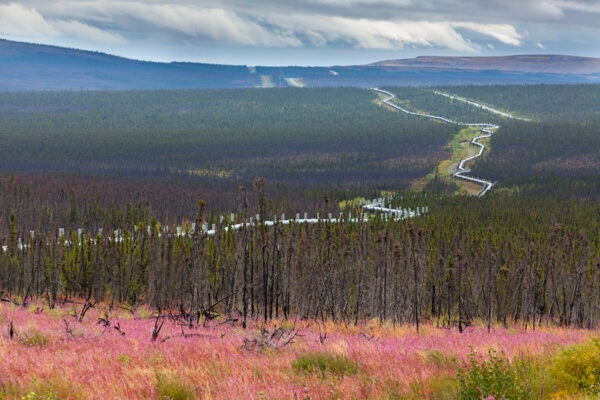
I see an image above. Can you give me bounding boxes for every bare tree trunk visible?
[409,224,420,334]
[457,250,463,334]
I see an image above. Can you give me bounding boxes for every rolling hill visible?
[370,55,600,74]
[0,39,260,90]
[1,39,599,91]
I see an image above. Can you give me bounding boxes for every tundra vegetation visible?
[0,303,598,399]
[0,85,599,398]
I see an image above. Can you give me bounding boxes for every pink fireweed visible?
[0,301,595,399]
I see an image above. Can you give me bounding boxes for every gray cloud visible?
[0,2,124,44]
[258,12,522,51]
[0,0,598,64]
[37,1,301,47]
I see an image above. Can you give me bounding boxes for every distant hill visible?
[1,39,599,91]
[0,39,260,90]
[369,55,600,74]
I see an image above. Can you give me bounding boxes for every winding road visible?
[1,201,422,252]
[9,88,512,250]
[372,88,505,196]
[433,91,529,121]
[286,78,305,88]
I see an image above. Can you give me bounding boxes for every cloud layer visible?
[0,3,124,44]
[0,0,598,64]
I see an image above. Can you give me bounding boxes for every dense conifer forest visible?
[437,84,600,121]
[0,88,454,187]
[0,85,598,330]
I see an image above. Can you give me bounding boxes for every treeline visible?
[1,187,598,330]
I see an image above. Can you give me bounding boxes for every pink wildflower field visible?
[0,301,596,399]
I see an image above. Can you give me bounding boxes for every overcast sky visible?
[1,0,599,65]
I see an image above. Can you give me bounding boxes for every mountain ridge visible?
[1,38,599,91]
[369,54,600,74]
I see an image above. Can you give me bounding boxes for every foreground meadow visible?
[0,301,598,399]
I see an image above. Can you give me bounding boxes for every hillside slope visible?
[370,55,600,74]
[1,39,599,90]
[0,39,260,90]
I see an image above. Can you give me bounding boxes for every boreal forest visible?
[1,75,600,400]
[0,84,598,331]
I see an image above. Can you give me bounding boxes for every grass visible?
[412,126,489,194]
[422,349,458,369]
[338,196,367,210]
[438,127,488,176]
[292,352,358,378]
[2,376,79,400]
[155,372,196,400]
[0,302,598,399]
[17,327,50,347]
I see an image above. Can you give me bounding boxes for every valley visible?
[1,0,599,393]
[0,72,598,399]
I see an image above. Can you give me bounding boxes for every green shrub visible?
[457,348,531,400]
[550,338,600,395]
[20,376,78,400]
[18,328,49,347]
[423,349,458,369]
[21,390,58,400]
[155,372,196,400]
[424,375,460,400]
[511,353,554,400]
[292,352,358,378]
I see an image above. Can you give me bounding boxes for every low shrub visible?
[155,372,196,400]
[457,348,531,400]
[22,376,78,400]
[550,338,600,395]
[21,390,58,400]
[292,352,358,378]
[423,375,460,400]
[18,328,49,347]
[422,349,458,369]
